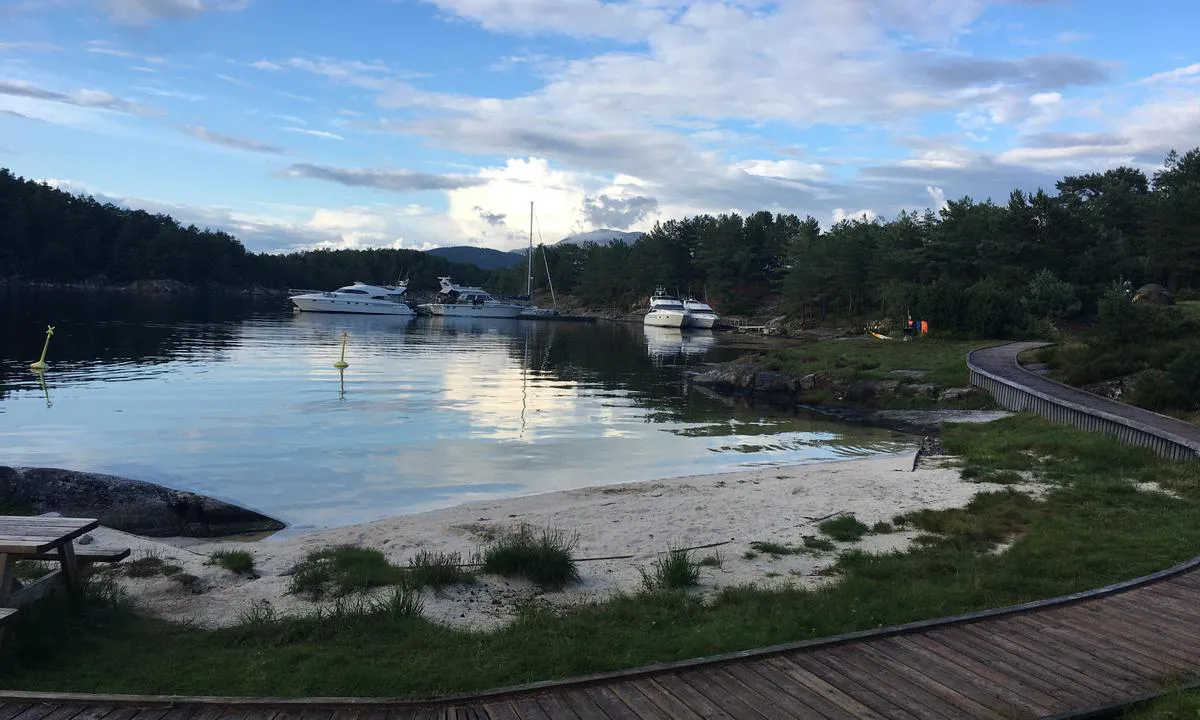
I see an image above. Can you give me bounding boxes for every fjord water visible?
[0,289,912,534]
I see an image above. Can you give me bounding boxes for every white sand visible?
[88,450,1021,631]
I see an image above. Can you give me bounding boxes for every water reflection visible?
[0,290,914,532]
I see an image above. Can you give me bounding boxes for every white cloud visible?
[187,125,283,154]
[832,207,877,224]
[1141,63,1200,85]
[284,127,344,141]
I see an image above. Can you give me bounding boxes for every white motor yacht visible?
[644,287,688,328]
[290,281,414,315]
[418,277,527,318]
[682,297,720,328]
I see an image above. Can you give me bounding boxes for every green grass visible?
[4,415,1200,698]
[288,546,405,601]
[1126,688,1200,718]
[481,525,579,590]
[124,553,182,579]
[818,514,869,542]
[697,551,724,568]
[639,547,701,591]
[0,501,35,516]
[206,550,255,575]
[762,338,996,391]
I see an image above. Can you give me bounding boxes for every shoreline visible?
[94,448,1026,631]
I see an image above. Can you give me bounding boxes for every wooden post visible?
[57,543,81,605]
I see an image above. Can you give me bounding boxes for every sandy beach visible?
[89,449,1020,630]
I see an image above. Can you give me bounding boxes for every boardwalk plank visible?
[0,706,33,720]
[477,701,519,720]
[648,675,735,719]
[864,638,1012,715]
[788,654,923,720]
[1073,605,1200,666]
[1047,611,1199,670]
[10,705,60,720]
[1012,613,1173,682]
[765,657,890,720]
[703,667,805,720]
[972,622,1143,699]
[530,692,582,720]
[895,634,1059,716]
[819,646,959,720]
[739,661,850,720]
[626,679,705,720]
[837,642,1007,719]
[556,689,611,720]
[605,681,678,720]
[580,687,633,720]
[948,624,1110,701]
[506,699,549,720]
[716,665,815,720]
[674,671,772,720]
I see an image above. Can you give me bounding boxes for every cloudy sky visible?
[1,0,1197,253]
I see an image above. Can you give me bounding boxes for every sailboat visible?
[520,201,560,319]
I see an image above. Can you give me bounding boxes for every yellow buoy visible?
[334,330,350,369]
[30,325,55,372]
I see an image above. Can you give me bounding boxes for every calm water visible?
[0,289,912,534]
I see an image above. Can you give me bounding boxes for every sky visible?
[1,0,1198,254]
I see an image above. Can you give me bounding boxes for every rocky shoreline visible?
[0,466,286,538]
[687,359,1000,436]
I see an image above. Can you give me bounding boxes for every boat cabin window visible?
[338,288,369,294]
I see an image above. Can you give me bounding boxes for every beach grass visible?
[206,550,255,575]
[817,514,869,542]
[406,550,474,589]
[638,546,701,591]
[481,525,580,590]
[3,414,1200,697]
[287,546,405,601]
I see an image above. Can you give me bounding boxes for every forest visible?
[0,169,489,294]
[490,147,1200,338]
[3,147,1199,338]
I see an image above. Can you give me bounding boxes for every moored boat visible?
[418,277,527,318]
[682,297,719,328]
[290,281,414,315]
[644,287,688,328]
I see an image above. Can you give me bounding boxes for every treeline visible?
[0,169,489,293]
[493,148,1200,336]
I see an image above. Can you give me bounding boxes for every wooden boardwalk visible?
[970,341,1200,460]
[4,341,1200,718]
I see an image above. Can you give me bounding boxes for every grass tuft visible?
[206,550,255,575]
[406,550,474,589]
[871,522,895,534]
[481,525,579,590]
[639,546,701,591]
[802,536,836,552]
[697,551,724,568]
[124,552,183,579]
[818,514,869,542]
[287,546,404,601]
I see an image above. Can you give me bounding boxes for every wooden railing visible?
[968,342,1200,462]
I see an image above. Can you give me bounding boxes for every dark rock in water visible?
[0,466,286,538]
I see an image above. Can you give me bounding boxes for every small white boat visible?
[682,298,719,329]
[644,287,688,328]
[418,277,527,318]
[290,281,414,315]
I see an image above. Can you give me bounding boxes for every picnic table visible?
[0,516,130,612]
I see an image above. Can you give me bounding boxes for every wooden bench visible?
[17,547,131,565]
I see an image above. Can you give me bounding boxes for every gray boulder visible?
[1,466,286,538]
[938,387,984,403]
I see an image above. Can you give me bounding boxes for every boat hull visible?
[684,312,718,329]
[420,303,526,319]
[644,310,687,328]
[291,296,414,315]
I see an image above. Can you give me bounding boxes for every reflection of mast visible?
[519,328,529,439]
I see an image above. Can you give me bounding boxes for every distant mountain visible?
[426,245,527,271]
[556,229,645,247]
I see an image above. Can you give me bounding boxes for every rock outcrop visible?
[0,466,286,537]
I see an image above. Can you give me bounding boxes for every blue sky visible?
[1,0,1198,253]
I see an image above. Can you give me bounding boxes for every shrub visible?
[639,547,701,591]
[206,550,254,574]
[481,525,579,590]
[818,514,869,542]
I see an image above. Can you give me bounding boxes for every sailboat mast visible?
[527,201,534,299]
